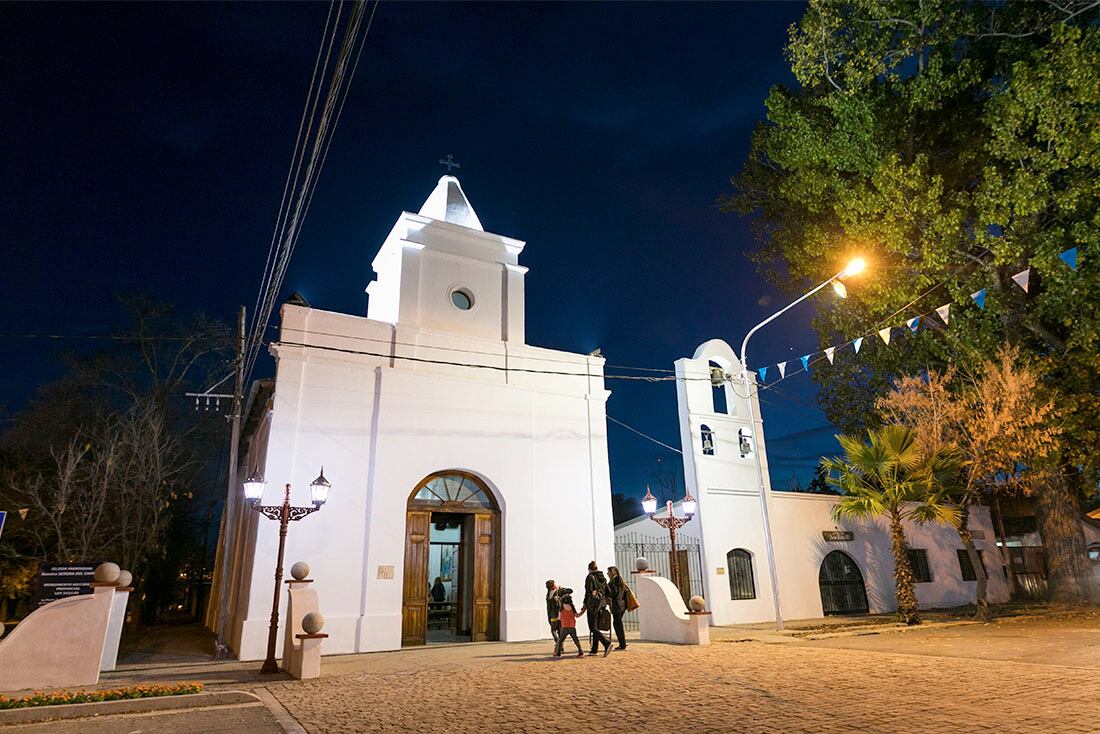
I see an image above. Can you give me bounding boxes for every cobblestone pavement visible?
[266,636,1100,734]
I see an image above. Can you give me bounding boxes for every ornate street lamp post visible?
[642,486,696,594]
[244,467,331,674]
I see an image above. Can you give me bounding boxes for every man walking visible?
[582,561,612,656]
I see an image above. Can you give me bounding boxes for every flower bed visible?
[0,682,203,710]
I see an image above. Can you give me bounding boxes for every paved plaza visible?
[7,614,1099,733]
[263,624,1100,733]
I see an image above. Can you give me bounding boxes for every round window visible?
[450,289,473,310]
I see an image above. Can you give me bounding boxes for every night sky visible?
[2,1,840,504]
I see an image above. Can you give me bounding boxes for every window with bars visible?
[906,548,933,583]
[726,548,755,600]
[957,549,986,581]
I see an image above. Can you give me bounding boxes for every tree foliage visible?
[727,0,1099,601]
[0,299,230,616]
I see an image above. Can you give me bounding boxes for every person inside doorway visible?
[430,576,446,603]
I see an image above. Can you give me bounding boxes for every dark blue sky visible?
[2,1,839,501]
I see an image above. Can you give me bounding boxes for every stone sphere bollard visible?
[117,570,133,588]
[302,611,325,635]
[688,595,706,612]
[95,562,121,584]
[634,557,650,572]
[290,561,311,581]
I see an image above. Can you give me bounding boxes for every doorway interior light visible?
[832,280,848,298]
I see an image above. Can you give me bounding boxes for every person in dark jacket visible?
[581,561,612,656]
[430,577,446,603]
[606,566,628,650]
[545,579,563,643]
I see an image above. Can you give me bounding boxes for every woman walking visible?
[606,566,628,650]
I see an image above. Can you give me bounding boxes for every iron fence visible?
[614,531,704,631]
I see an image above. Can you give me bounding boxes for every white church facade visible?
[209,176,614,659]
[615,339,1012,625]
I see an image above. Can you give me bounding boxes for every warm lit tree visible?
[877,346,1064,616]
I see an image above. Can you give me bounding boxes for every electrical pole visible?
[207,306,246,642]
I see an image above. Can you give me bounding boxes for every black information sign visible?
[822,530,854,542]
[33,562,97,608]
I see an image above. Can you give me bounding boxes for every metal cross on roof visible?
[438,154,461,173]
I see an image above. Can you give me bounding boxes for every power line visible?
[607,415,682,454]
[268,338,708,382]
[270,323,677,374]
[244,0,380,387]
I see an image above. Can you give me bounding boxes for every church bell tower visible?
[365,175,527,344]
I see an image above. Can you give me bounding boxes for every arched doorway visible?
[818,550,869,615]
[401,471,500,646]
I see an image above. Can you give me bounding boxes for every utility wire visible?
[244,0,378,387]
[607,415,682,454]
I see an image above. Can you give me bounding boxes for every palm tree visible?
[821,425,961,625]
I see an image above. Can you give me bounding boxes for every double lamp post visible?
[243,468,332,674]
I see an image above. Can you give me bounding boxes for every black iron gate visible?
[818,550,869,615]
[614,532,704,631]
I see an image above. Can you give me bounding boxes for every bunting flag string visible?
[1060,247,1077,271]
[1011,268,1031,293]
[747,245,1081,391]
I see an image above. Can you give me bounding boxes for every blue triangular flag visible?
[853,337,864,354]
[757,367,767,383]
[971,289,986,310]
[1060,247,1077,271]
[906,316,920,333]
[800,354,811,372]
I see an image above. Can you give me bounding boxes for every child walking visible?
[553,594,584,658]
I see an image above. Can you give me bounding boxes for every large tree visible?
[727,0,1099,602]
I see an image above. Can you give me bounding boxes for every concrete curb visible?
[0,690,261,726]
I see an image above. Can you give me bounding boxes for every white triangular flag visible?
[935,304,950,324]
[1011,268,1030,293]
[777,361,787,379]
[824,347,835,364]
[853,337,864,354]
[878,327,891,345]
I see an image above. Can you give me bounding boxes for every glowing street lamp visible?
[738,257,867,631]
[641,486,697,594]
[246,468,332,674]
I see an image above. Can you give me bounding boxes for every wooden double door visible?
[401,508,499,646]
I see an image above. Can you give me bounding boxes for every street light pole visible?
[642,487,696,597]
[245,469,331,675]
[737,258,865,632]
